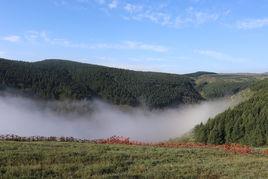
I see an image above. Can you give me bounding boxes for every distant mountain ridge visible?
[185,71,217,77]
[0,58,202,108]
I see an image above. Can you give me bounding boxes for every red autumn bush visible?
[219,144,254,154]
[93,136,258,155]
[261,149,268,155]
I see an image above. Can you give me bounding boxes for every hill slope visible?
[194,74,259,99]
[0,58,202,108]
[194,79,268,146]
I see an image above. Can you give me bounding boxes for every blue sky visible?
[0,0,268,73]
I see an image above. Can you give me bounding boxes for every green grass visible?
[0,141,268,178]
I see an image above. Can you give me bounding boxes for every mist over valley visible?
[0,93,239,141]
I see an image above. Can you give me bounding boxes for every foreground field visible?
[0,141,268,178]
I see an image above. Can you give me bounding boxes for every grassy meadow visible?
[0,141,268,178]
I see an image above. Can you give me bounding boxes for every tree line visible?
[0,58,202,108]
[194,79,268,146]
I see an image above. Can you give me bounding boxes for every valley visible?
[0,58,267,178]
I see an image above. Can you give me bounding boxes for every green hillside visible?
[0,141,267,178]
[0,58,202,108]
[193,73,264,99]
[194,79,268,146]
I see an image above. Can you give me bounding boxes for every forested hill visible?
[194,79,268,146]
[193,74,259,99]
[185,71,217,78]
[0,58,202,108]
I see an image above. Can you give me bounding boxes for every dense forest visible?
[194,79,268,146]
[0,58,202,108]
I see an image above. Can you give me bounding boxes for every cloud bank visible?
[236,18,268,29]
[0,94,239,142]
[2,35,21,42]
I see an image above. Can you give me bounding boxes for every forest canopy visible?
[194,79,268,146]
[0,58,202,108]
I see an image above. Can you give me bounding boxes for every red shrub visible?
[93,136,257,155]
[261,149,268,155]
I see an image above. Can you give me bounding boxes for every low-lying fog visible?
[0,94,241,142]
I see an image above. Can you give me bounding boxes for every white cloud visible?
[174,11,220,28]
[78,41,168,52]
[67,1,229,28]
[124,3,143,13]
[2,35,21,42]
[195,49,246,63]
[120,41,168,52]
[24,30,168,53]
[25,31,70,46]
[53,0,67,6]
[185,7,221,25]
[1,30,167,53]
[123,4,228,28]
[236,18,268,29]
[108,0,118,9]
[91,1,230,28]
[132,11,173,26]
